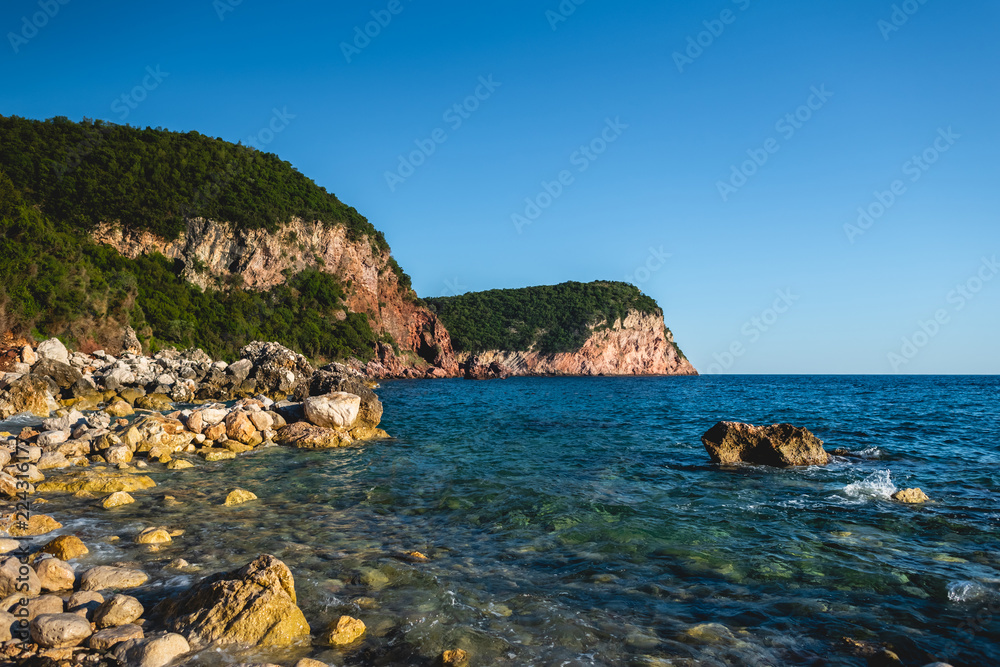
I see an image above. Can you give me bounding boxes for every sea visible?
[7,375,1000,666]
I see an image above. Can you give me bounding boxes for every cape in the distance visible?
[0,115,695,377]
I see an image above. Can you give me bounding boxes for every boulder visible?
[225,411,258,444]
[892,488,930,504]
[41,535,88,560]
[95,594,144,628]
[274,422,350,449]
[112,632,190,667]
[32,358,83,390]
[35,557,76,591]
[36,429,69,447]
[35,338,69,365]
[239,341,314,398]
[79,566,148,591]
[37,451,70,470]
[106,399,135,418]
[322,615,366,646]
[309,371,383,428]
[304,392,361,429]
[701,422,830,467]
[29,612,92,648]
[0,373,59,418]
[136,527,172,545]
[89,623,144,650]
[153,554,309,648]
[0,471,33,498]
[121,326,143,356]
[106,446,134,465]
[0,610,15,642]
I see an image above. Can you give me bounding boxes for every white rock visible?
[112,633,190,667]
[198,408,229,425]
[304,393,361,429]
[36,430,70,447]
[21,346,37,365]
[155,374,176,386]
[35,339,69,364]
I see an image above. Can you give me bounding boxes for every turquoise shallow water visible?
[14,375,1000,666]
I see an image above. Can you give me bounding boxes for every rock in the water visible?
[112,632,190,667]
[35,557,76,591]
[274,422,350,449]
[38,472,156,494]
[322,615,366,646]
[701,421,830,467]
[29,612,92,648]
[95,594,144,628]
[154,554,309,648]
[106,398,135,418]
[103,491,136,509]
[136,527,172,544]
[89,623,144,650]
[304,392,361,429]
[294,660,330,667]
[224,489,258,506]
[79,566,149,591]
[41,535,88,560]
[892,488,930,504]
[5,513,62,537]
[442,649,470,665]
[168,459,195,470]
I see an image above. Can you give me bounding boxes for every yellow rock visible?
[5,514,62,537]
[104,399,134,418]
[405,551,429,562]
[892,488,929,504]
[136,527,171,545]
[41,535,89,560]
[442,649,470,665]
[38,473,156,494]
[199,449,236,462]
[167,459,194,470]
[323,615,366,646]
[224,489,258,506]
[102,491,135,509]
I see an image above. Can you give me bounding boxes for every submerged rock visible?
[153,554,309,648]
[37,471,157,494]
[224,489,258,506]
[701,421,830,467]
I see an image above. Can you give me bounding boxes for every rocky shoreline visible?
[0,336,457,667]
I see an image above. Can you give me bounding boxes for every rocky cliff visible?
[91,218,457,378]
[459,310,697,378]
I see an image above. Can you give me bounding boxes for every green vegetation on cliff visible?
[426,281,661,354]
[0,115,386,250]
[0,169,377,362]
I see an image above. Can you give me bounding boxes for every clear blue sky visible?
[2,0,998,374]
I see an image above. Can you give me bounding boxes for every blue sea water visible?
[15,375,1000,666]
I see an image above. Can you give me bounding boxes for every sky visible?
[2,0,998,374]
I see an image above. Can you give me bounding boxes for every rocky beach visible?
[0,332,411,667]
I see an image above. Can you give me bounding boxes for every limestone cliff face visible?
[91,218,457,376]
[459,310,697,378]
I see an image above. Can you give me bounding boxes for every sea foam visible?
[843,470,897,500]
